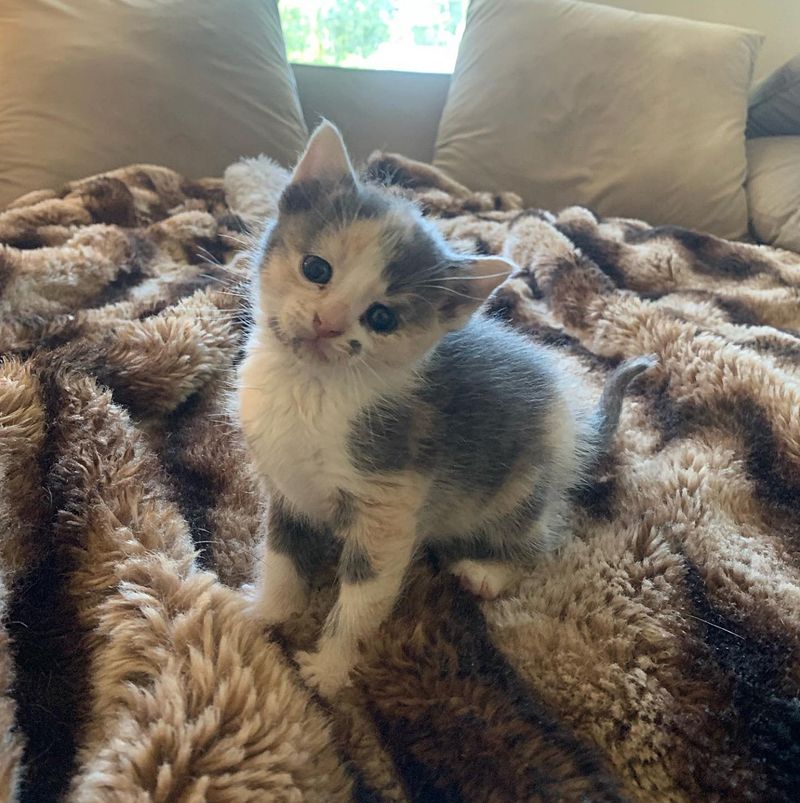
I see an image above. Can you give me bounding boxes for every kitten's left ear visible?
[291,120,356,185]
[439,255,515,325]
[467,255,515,300]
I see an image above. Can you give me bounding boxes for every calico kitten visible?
[237,122,653,696]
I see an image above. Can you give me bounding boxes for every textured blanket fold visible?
[0,155,798,802]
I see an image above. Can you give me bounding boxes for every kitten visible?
[237,121,653,696]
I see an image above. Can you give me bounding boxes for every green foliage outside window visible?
[412,1,464,47]
[280,0,395,65]
[279,0,466,73]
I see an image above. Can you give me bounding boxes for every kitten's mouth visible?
[292,335,336,363]
[269,318,337,363]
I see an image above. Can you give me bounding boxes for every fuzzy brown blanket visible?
[0,153,798,803]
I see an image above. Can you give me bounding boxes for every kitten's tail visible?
[592,355,657,454]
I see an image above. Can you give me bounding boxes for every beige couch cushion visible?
[0,0,307,208]
[434,0,762,239]
[583,0,798,81]
[746,137,800,252]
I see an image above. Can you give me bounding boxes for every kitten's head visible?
[255,121,513,372]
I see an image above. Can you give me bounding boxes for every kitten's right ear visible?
[290,120,356,185]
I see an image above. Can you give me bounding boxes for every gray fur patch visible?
[280,177,390,231]
[348,398,415,474]
[332,185,390,222]
[348,316,555,495]
[332,489,356,531]
[279,178,327,215]
[390,294,438,329]
[382,219,451,294]
[431,486,551,567]
[268,494,339,582]
[338,541,376,584]
[419,318,555,493]
[379,217,464,329]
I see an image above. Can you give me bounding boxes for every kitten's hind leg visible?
[439,504,561,601]
[450,559,523,600]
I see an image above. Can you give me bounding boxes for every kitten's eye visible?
[301,255,332,285]
[364,303,398,333]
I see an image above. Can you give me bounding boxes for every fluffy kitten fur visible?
[238,122,653,696]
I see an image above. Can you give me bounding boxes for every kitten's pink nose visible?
[312,312,344,339]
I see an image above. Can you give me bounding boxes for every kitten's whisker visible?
[193,257,230,274]
[185,303,246,313]
[207,292,249,303]
[401,291,438,315]
[194,245,227,266]
[197,302,247,311]
[428,272,510,282]
[200,257,249,274]
[220,233,254,247]
[196,265,248,282]
[396,259,454,286]
[356,355,389,388]
[203,276,248,291]
[416,285,485,302]
[203,291,250,304]
[197,275,248,294]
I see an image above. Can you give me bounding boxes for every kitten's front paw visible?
[295,647,352,698]
[242,581,308,626]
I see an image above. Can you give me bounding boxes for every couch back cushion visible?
[746,137,800,251]
[434,0,762,238]
[0,0,308,207]
[584,0,796,81]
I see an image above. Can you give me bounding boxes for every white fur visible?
[451,559,524,600]
[223,155,290,231]
[238,330,412,523]
[296,562,410,695]
[239,329,421,696]
[249,549,308,624]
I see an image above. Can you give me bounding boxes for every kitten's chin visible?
[263,321,339,365]
[290,336,345,366]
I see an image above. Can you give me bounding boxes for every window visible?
[279,1,466,73]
